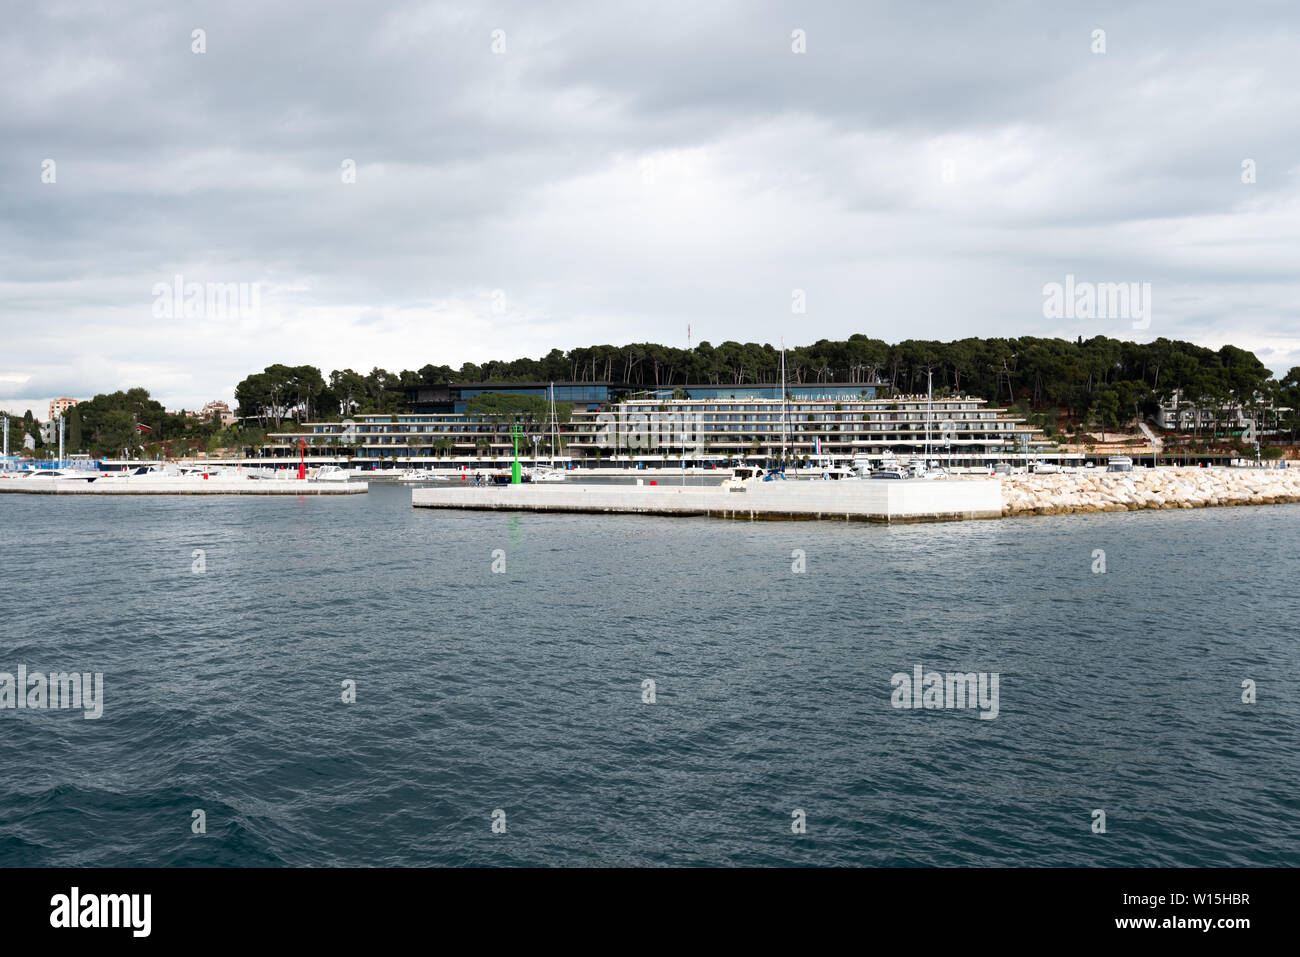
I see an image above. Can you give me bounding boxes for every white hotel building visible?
[265,382,1053,466]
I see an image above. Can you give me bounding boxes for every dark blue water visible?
[1,485,1297,866]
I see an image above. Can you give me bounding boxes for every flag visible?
[815,436,821,456]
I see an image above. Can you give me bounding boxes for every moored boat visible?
[525,465,566,482]
[311,465,353,482]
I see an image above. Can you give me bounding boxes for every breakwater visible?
[1001,467,1300,516]
[412,468,1300,523]
[413,479,1004,522]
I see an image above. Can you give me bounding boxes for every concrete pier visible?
[411,479,1002,523]
[0,478,368,495]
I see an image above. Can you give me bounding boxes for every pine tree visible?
[67,406,83,451]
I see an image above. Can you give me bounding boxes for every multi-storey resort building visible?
[1155,388,1291,437]
[264,382,1053,466]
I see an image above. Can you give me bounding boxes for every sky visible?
[2,0,1298,416]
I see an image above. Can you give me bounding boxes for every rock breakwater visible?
[1001,467,1300,516]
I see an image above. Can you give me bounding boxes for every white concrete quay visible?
[411,479,1002,523]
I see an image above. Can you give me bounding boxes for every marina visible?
[6,0,1300,928]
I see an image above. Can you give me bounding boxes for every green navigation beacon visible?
[510,420,523,484]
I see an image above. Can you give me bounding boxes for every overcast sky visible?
[2,0,1298,415]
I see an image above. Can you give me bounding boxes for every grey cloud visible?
[2,0,1298,413]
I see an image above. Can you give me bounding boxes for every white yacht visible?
[870,466,908,480]
[721,466,769,491]
[526,465,566,483]
[311,465,353,482]
[399,468,449,483]
[866,451,907,479]
[794,454,863,481]
[15,468,99,483]
[391,468,439,484]
[813,464,860,481]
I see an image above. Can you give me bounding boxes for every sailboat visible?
[526,383,567,482]
[908,370,949,479]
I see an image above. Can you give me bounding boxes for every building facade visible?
[265,382,1051,465]
[395,381,624,414]
[1155,389,1291,436]
[49,398,79,420]
[201,400,237,427]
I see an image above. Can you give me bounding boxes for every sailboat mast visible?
[926,369,932,460]
[549,382,557,464]
[780,339,787,464]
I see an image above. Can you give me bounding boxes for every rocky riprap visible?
[1001,467,1300,516]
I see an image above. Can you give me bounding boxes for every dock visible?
[0,479,368,495]
[411,479,1002,523]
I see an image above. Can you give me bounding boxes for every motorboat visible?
[13,468,98,482]
[311,465,353,482]
[525,465,566,483]
[391,468,443,484]
[916,459,950,480]
[815,464,859,480]
[721,466,767,491]
[98,465,171,479]
[798,455,860,481]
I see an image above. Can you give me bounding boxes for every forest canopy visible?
[231,335,1296,431]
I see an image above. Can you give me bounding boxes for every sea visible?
[1,483,1297,866]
